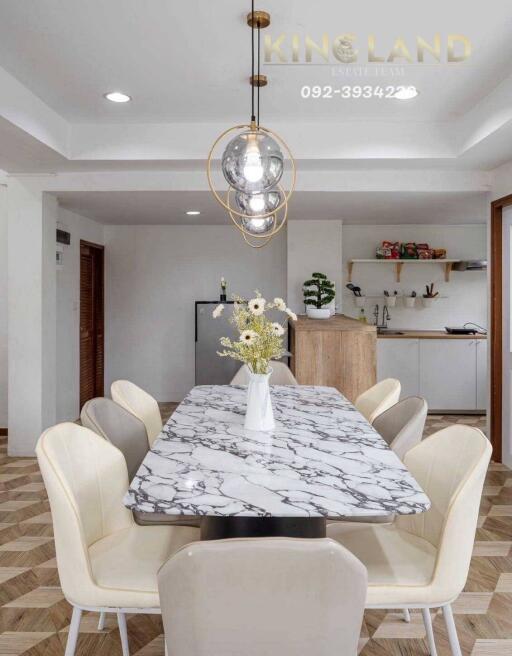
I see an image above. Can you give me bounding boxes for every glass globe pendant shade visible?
[234,188,282,216]
[241,214,276,235]
[222,129,284,194]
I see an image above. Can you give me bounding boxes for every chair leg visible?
[117,611,130,656]
[403,608,411,622]
[97,611,106,630]
[442,604,462,656]
[65,606,82,656]
[421,608,438,656]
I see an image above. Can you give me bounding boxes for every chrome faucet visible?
[374,304,391,329]
[382,305,391,328]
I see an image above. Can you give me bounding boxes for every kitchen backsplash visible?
[342,224,487,330]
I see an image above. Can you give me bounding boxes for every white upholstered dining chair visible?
[327,425,492,656]
[81,397,149,480]
[331,396,428,529]
[354,378,401,423]
[81,397,201,533]
[36,423,199,656]
[111,379,163,445]
[158,537,367,656]
[372,396,428,459]
[230,361,298,385]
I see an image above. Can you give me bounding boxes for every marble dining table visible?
[124,384,430,540]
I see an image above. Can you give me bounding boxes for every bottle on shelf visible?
[358,308,367,324]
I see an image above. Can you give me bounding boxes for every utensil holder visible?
[422,297,435,308]
[386,296,397,308]
[355,296,366,308]
[404,297,416,308]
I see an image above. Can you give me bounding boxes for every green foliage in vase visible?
[212,292,297,375]
[303,272,336,309]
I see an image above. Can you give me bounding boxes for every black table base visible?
[200,516,327,541]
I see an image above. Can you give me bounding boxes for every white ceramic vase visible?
[244,369,275,432]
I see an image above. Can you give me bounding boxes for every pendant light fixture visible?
[207,2,295,248]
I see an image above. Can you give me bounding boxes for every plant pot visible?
[244,369,275,432]
[404,296,416,308]
[386,296,397,308]
[354,296,366,308]
[306,307,331,319]
[422,297,435,308]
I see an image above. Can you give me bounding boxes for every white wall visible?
[56,208,104,422]
[0,185,7,428]
[8,184,57,455]
[104,225,287,402]
[287,220,343,314]
[342,225,487,330]
[491,161,512,201]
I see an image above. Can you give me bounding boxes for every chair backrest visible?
[397,425,491,600]
[230,362,298,385]
[158,538,367,656]
[81,397,149,480]
[372,396,428,459]
[354,378,401,423]
[36,423,132,603]
[111,380,163,446]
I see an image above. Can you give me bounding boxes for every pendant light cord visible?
[251,0,255,124]
[257,23,261,127]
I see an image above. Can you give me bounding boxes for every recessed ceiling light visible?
[104,91,132,103]
[394,86,419,100]
[186,210,201,216]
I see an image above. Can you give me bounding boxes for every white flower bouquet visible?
[212,292,297,375]
[212,292,297,431]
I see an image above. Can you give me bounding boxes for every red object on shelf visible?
[381,240,400,259]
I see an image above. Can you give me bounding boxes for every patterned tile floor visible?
[1,413,511,655]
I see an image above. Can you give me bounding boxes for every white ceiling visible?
[0,1,511,173]
[0,0,510,123]
[56,190,488,226]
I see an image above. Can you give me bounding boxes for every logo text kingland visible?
[264,34,471,64]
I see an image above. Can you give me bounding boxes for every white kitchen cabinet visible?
[377,339,419,398]
[377,337,488,411]
[476,339,488,411]
[419,339,476,411]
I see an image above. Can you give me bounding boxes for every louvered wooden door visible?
[80,241,104,409]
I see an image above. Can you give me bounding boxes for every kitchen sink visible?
[377,329,405,335]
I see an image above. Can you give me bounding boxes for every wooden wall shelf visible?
[347,259,461,283]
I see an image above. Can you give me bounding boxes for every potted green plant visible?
[303,272,336,319]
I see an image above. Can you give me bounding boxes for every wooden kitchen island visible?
[289,315,376,403]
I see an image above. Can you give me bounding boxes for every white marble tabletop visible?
[124,385,430,519]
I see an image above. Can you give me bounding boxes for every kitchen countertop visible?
[291,314,376,332]
[377,330,487,339]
